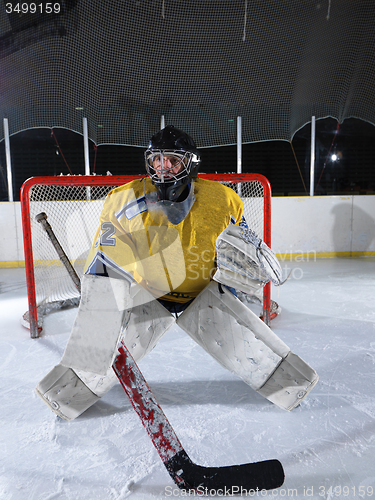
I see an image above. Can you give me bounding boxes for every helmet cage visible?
[145,149,198,185]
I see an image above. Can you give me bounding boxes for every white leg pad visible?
[35,364,101,421]
[176,282,287,391]
[257,352,319,411]
[177,282,318,410]
[36,287,175,420]
[60,274,133,375]
[122,294,175,362]
[75,295,175,397]
[60,275,175,376]
[74,366,118,398]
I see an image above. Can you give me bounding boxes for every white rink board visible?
[1,195,375,265]
[271,195,375,257]
[0,202,24,264]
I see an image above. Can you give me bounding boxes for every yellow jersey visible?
[84,177,244,303]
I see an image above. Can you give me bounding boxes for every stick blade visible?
[165,450,284,493]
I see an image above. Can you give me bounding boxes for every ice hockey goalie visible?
[35,125,318,420]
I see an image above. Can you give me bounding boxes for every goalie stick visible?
[114,344,284,492]
[35,212,81,293]
[35,211,285,492]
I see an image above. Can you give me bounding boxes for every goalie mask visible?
[145,125,200,202]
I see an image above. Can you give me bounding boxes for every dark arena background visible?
[0,0,375,199]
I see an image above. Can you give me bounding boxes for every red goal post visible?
[21,173,272,338]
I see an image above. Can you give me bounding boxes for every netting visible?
[1,0,374,147]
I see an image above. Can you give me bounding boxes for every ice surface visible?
[1,258,375,499]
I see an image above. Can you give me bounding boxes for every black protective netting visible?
[0,0,374,147]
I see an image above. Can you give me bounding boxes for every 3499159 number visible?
[319,485,373,497]
[5,2,61,14]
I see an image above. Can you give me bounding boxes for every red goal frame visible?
[21,173,272,338]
